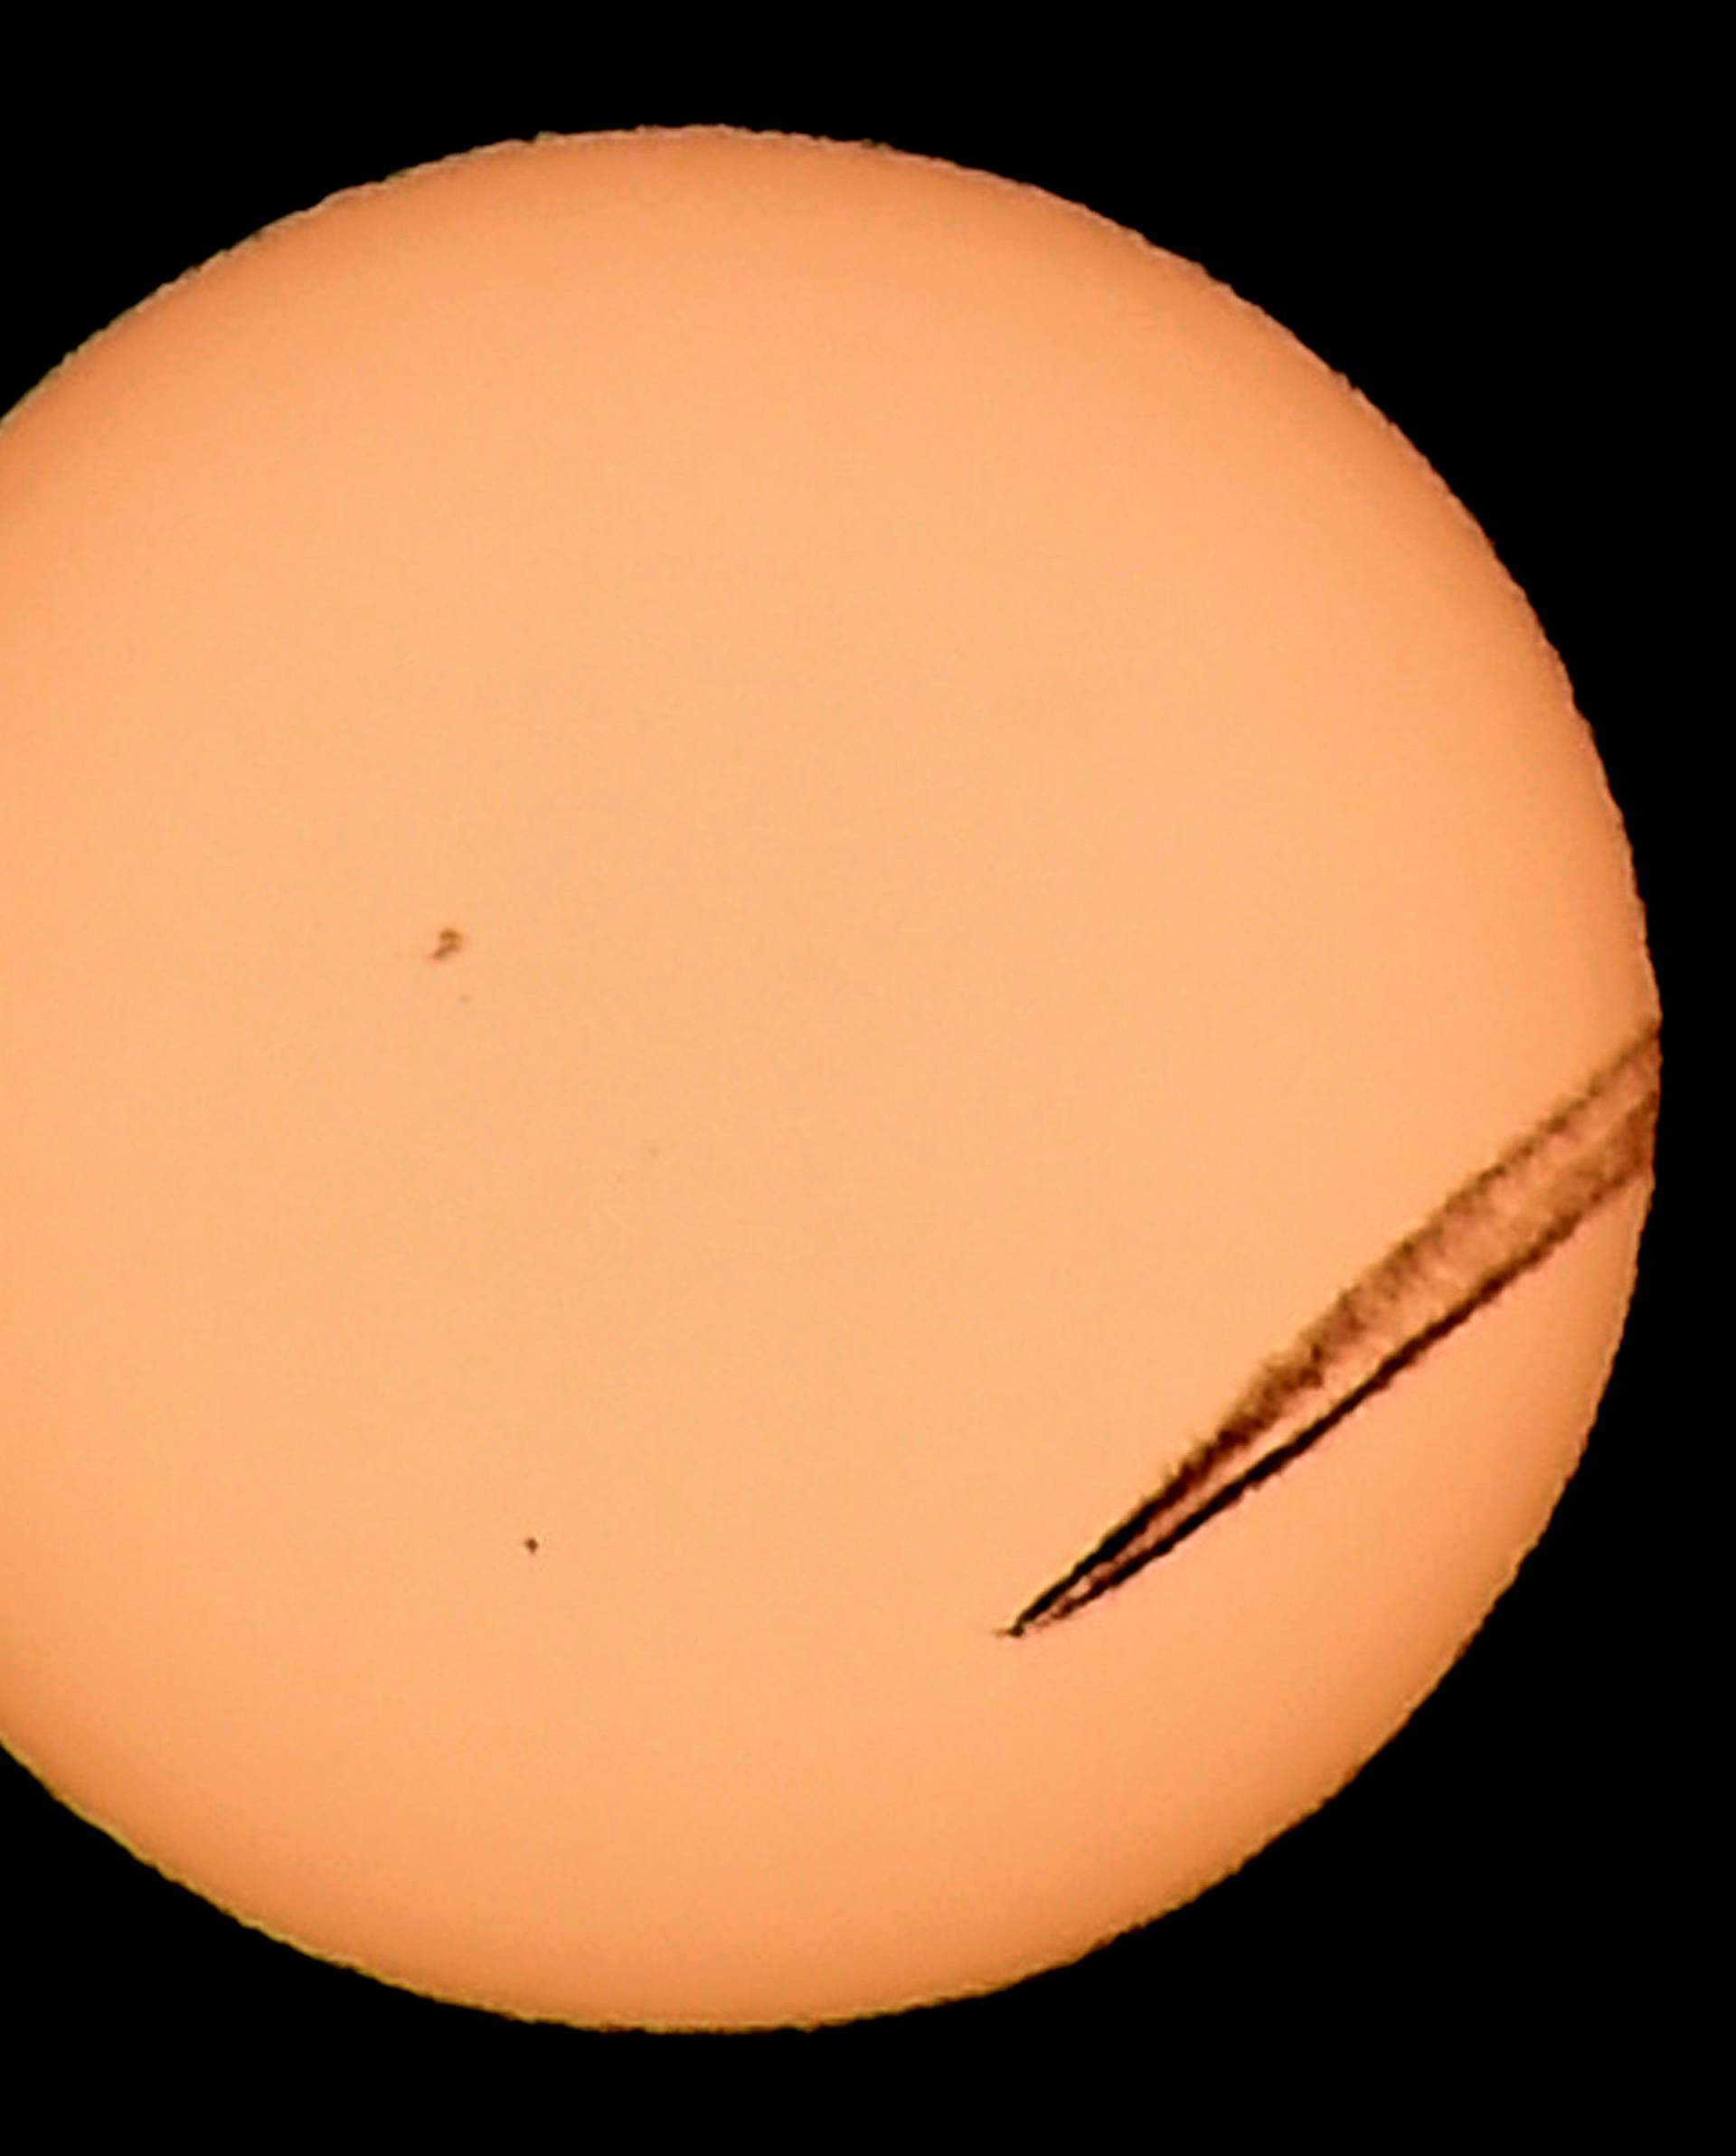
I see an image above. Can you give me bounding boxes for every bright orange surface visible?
[0,128,1656,2028]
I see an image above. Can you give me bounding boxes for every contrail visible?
[1004,1017,1662,1639]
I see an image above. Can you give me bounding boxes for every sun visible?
[0,125,1656,2030]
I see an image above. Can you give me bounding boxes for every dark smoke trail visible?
[1004,1019,1661,1639]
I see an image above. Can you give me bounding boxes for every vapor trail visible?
[1004,1019,1661,1639]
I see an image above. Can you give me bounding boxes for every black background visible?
[0,61,1684,2099]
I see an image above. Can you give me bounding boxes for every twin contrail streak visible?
[1004,1019,1662,1639]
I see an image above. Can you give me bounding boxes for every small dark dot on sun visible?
[429,926,466,961]
[524,1537,540,1554]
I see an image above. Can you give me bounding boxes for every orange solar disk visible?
[0,127,1658,2030]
